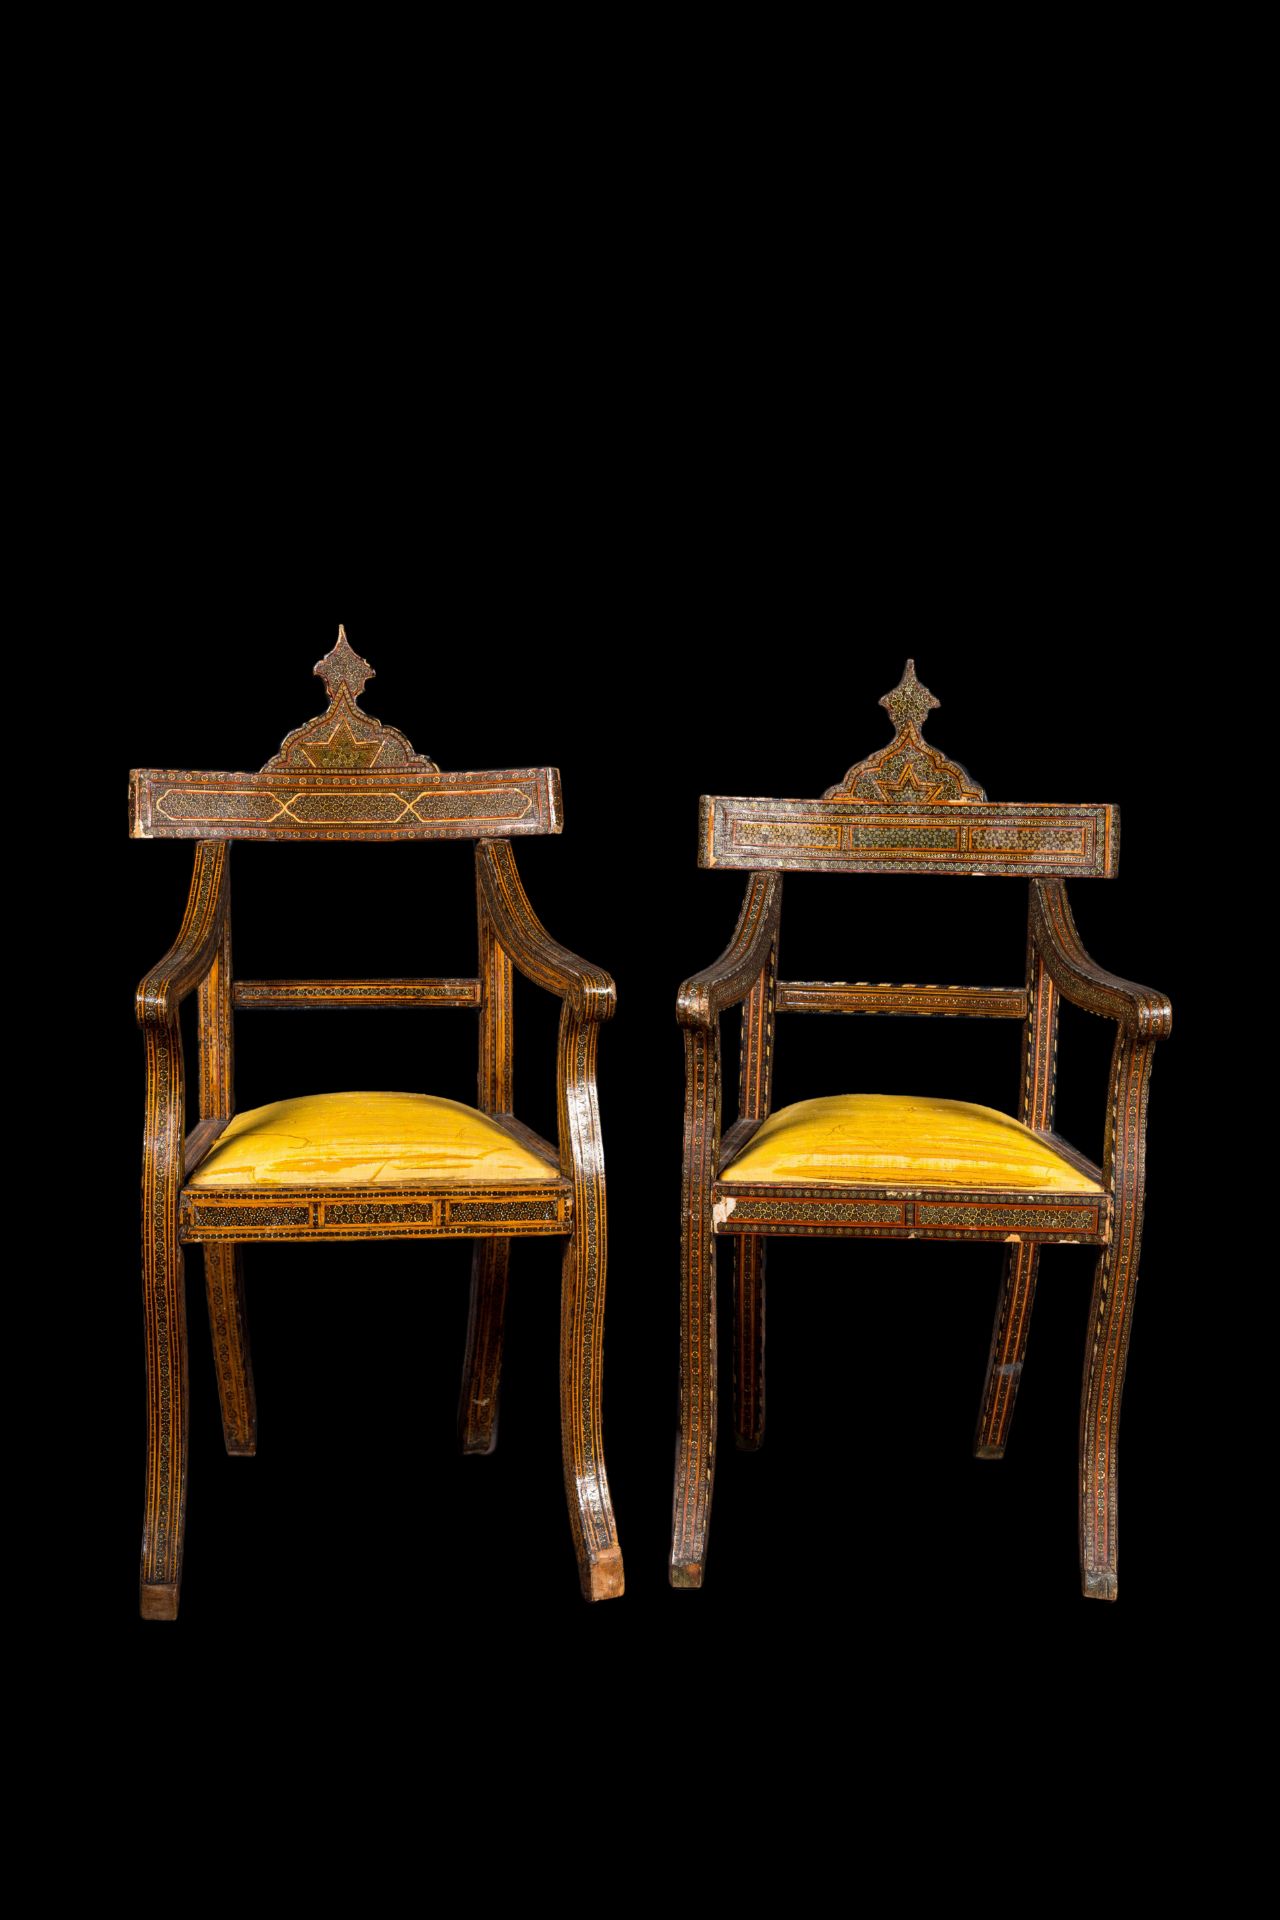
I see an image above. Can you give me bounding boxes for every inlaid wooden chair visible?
[131,628,622,1617]
[671,661,1170,1601]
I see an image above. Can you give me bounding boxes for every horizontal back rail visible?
[701,796,1117,877]
[130,767,562,841]
[776,982,1029,1017]
[233,979,481,1010]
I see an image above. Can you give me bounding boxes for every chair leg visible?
[203,1245,257,1457]
[671,1023,719,1587]
[140,1235,189,1621]
[560,1217,624,1602]
[733,1236,766,1450]
[974,1242,1040,1459]
[459,1238,510,1455]
[1081,1037,1156,1601]
[557,1011,623,1601]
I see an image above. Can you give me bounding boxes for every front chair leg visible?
[203,1245,257,1457]
[733,1236,766,1450]
[558,1012,623,1600]
[1081,1037,1156,1602]
[140,1051,189,1619]
[671,1023,720,1587]
[459,1238,510,1454]
[974,1242,1040,1458]
[141,1242,189,1620]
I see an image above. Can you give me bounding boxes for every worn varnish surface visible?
[132,628,623,1616]
[671,659,1170,1601]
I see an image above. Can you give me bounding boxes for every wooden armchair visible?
[671,661,1170,1601]
[130,628,622,1617]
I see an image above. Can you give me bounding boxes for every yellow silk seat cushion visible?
[186,1092,557,1188]
[720,1094,1102,1193]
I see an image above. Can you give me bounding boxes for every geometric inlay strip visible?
[702,797,1117,877]
[130,767,563,841]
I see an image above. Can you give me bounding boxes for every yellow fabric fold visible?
[187,1092,555,1188]
[720,1094,1101,1192]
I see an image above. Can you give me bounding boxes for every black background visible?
[25,10,1249,1785]
[83,549,1204,1696]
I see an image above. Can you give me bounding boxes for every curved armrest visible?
[1031,879,1171,1041]
[136,843,229,1027]
[477,840,615,1022]
[678,872,782,1028]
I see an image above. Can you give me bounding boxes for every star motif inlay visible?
[873,760,946,802]
[314,625,376,703]
[300,719,383,769]
[879,659,940,735]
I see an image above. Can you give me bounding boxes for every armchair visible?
[131,628,623,1616]
[671,660,1170,1600]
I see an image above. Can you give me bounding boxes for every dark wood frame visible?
[132,629,623,1617]
[670,661,1170,1601]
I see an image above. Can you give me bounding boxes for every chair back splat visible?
[131,628,622,1618]
[671,659,1169,1603]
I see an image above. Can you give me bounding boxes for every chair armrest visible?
[477,840,615,1022]
[1031,879,1172,1041]
[136,843,229,1027]
[677,872,782,1028]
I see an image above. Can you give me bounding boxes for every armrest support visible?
[477,840,615,1022]
[677,873,782,1028]
[1031,879,1171,1041]
[136,843,229,1027]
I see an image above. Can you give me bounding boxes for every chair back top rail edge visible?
[700,659,1117,880]
[129,627,562,841]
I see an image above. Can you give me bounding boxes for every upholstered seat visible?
[187,1092,558,1189]
[720,1094,1102,1193]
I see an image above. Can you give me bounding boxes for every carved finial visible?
[823,659,986,804]
[880,659,940,736]
[315,625,376,703]
[261,628,438,775]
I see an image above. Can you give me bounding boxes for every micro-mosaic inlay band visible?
[130,627,563,841]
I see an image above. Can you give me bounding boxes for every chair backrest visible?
[129,626,561,843]
[700,659,1117,881]
[131,629,568,1049]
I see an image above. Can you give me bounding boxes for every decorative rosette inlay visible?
[824,659,985,803]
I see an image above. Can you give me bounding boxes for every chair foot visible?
[225,1440,257,1458]
[140,1583,180,1621]
[670,1560,705,1590]
[582,1547,625,1602]
[735,1433,765,1454]
[460,1427,498,1458]
[1083,1568,1119,1602]
[974,1442,1005,1461]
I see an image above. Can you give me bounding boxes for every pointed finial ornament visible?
[879,659,940,735]
[824,658,986,803]
[315,625,376,702]
[262,626,438,774]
